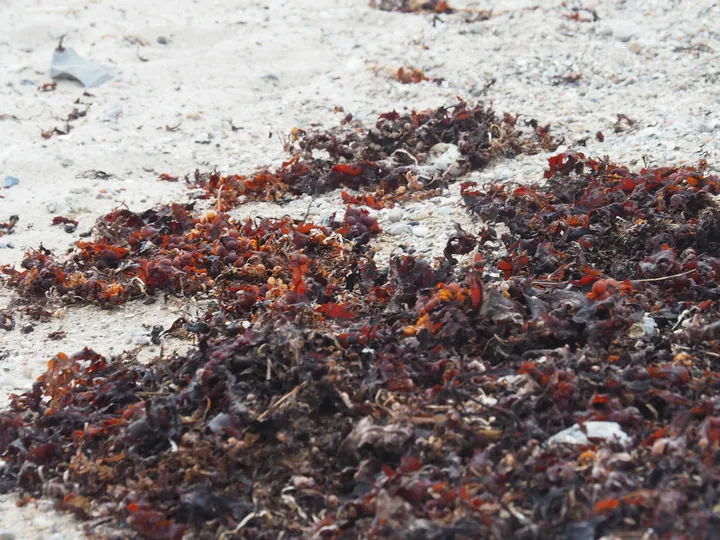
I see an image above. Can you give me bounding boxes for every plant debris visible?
[187,100,555,211]
[0,310,13,331]
[41,105,90,140]
[395,66,429,84]
[47,330,67,341]
[0,215,19,236]
[613,113,635,133]
[51,216,79,234]
[4,102,720,537]
[0,147,720,538]
[37,82,57,92]
[551,72,583,86]
[370,0,452,13]
[561,5,599,23]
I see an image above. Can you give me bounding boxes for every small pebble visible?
[628,42,642,54]
[387,223,412,235]
[411,226,430,237]
[387,208,404,222]
[697,123,712,134]
[134,335,152,346]
[104,104,123,121]
[157,36,169,45]
[610,20,637,42]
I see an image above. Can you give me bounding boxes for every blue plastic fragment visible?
[3,176,19,188]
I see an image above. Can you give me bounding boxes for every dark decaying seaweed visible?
[2,114,720,538]
[188,100,555,211]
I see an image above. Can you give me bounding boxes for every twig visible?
[257,382,307,421]
[635,270,695,283]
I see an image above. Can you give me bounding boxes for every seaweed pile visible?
[2,205,379,310]
[3,113,720,538]
[1,101,552,308]
[189,101,554,211]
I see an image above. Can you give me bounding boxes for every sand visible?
[0,0,718,536]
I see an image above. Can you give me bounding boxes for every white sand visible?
[0,0,718,536]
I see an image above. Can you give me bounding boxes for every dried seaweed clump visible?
[370,0,452,13]
[1,204,379,312]
[4,153,720,537]
[395,66,429,84]
[189,100,556,210]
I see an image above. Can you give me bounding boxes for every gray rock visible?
[611,21,637,42]
[436,206,452,217]
[0,531,16,540]
[157,36,169,45]
[387,223,412,235]
[411,225,430,237]
[104,104,123,121]
[407,208,431,221]
[698,122,712,134]
[134,335,151,346]
[387,207,404,222]
[47,199,73,215]
[637,127,659,139]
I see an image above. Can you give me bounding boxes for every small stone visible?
[104,104,123,121]
[411,225,430,237]
[698,123,712,134]
[408,208,432,220]
[387,208,404,222]
[628,41,642,54]
[157,36,169,45]
[387,223,412,236]
[3,176,19,188]
[60,159,73,168]
[637,127,659,139]
[611,21,637,42]
[436,206,452,217]
[0,531,16,540]
[20,79,35,86]
[134,335,152,346]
